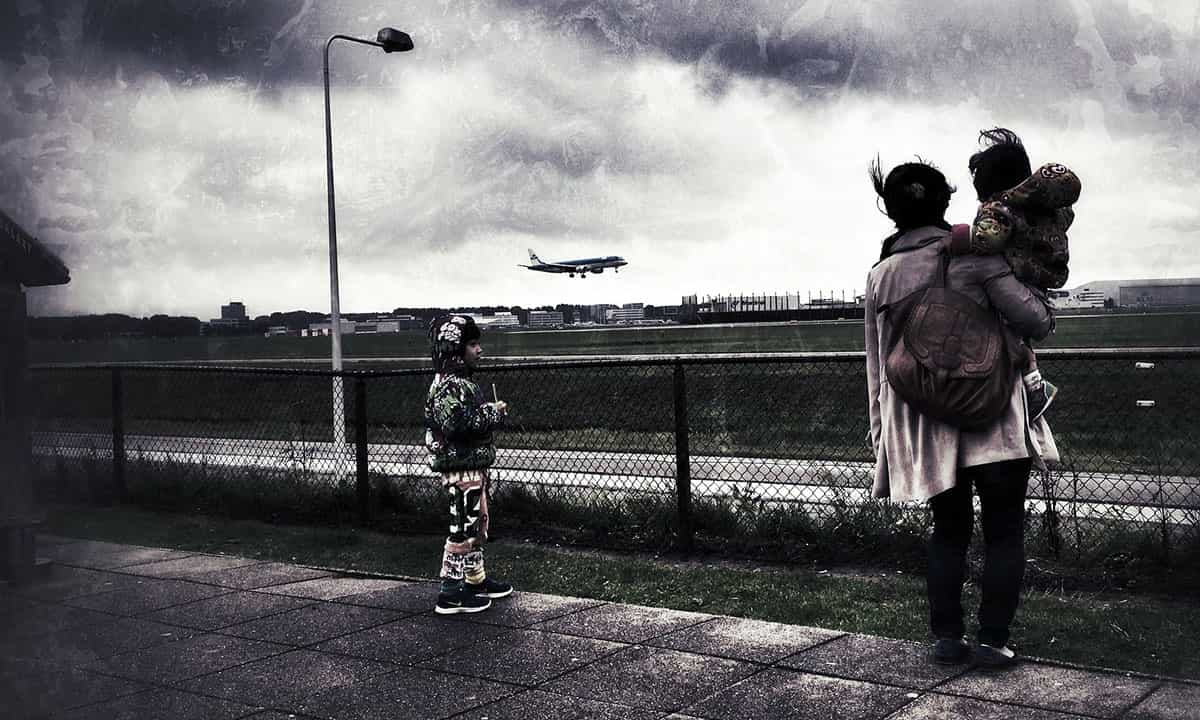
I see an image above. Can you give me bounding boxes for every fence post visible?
[111,368,125,503]
[354,375,370,524]
[673,362,693,552]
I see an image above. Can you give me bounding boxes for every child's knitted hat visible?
[429,315,481,375]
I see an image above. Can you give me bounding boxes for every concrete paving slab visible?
[9,565,146,602]
[436,591,606,628]
[777,633,970,689]
[140,590,314,631]
[331,579,438,613]
[312,613,510,664]
[255,576,407,600]
[938,662,1160,717]
[885,692,1094,719]
[294,664,518,720]
[51,687,261,720]
[1,616,198,665]
[80,632,289,684]
[117,554,264,579]
[540,645,758,713]
[181,649,398,707]
[314,609,511,667]
[1123,681,1200,720]
[188,562,334,590]
[38,540,196,569]
[417,628,628,685]
[646,616,843,663]
[218,602,401,646]
[531,602,712,643]
[1,659,151,718]
[64,577,232,615]
[0,596,120,640]
[681,667,912,720]
[452,688,665,719]
[16,539,1196,720]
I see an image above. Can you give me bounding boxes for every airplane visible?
[519,249,628,278]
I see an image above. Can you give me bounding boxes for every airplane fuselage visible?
[522,254,628,277]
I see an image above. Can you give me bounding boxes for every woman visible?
[863,159,1058,668]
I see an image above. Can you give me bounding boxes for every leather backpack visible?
[878,245,1015,430]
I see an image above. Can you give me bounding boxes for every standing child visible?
[425,315,513,614]
[949,128,1081,421]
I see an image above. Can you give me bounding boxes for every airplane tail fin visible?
[528,248,542,265]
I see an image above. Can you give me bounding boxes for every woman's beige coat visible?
[864,226,1059,502]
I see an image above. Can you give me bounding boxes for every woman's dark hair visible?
[968,127,1031,201]
[869,156,954,234]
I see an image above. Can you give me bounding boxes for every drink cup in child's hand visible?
[493,401,508,415]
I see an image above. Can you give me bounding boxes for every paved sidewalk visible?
[2,537,1195,719]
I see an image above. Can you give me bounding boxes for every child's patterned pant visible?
[439,469,490,585]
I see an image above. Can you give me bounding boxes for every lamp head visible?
[377,28,414,53]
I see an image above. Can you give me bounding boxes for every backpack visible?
[878,245,1015,430]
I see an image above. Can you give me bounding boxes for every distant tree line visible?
[29,302,686,341]
[28,311,328,340]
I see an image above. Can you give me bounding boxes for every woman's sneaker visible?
[435,585,492,614]
[976,643,1017,668]
[932,636,971,665]
[465,577,513,599]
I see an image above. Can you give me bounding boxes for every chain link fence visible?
[29,350,1200,575]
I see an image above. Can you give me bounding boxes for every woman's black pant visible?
[927,458,1032,648]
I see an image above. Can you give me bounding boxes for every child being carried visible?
[949,128,1081,422]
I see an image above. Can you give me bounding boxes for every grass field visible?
[30,349,1200,477]
[29,312,1200,366]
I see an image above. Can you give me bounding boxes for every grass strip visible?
[42,504,1200,681]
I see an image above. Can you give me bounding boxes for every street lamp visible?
[323,28,413,454]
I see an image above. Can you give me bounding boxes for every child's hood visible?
[428,315,480,377]
[999,163,1081,212]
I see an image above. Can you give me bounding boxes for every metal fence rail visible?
[29,350,1200,561]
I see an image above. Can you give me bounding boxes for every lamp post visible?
[323,28,413,454]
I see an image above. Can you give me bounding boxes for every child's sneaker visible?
[1027,380,1058,422]
[435,584,492,614]
[466,577,513,599]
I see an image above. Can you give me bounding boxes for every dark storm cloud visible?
[1,1,293,84]
[501,0,1199,119]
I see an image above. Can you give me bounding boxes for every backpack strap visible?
[877,238,951,316]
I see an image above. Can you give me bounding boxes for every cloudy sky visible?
[2,0,1197,318]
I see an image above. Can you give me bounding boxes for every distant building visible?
[299,314,424,337]
[221,301,247,321]
[466,312,520,328]
[208,301,250,333]
[606,306,645,323]
[1119,279,1200,307]
[581,304,617,324]
[680,291,863,323]
[644,305,681,320]
[527,310,564,328]
[1052,278,1200,309]
[304,318,356,336]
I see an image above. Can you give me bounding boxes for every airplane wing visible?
[520,262,578,272]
